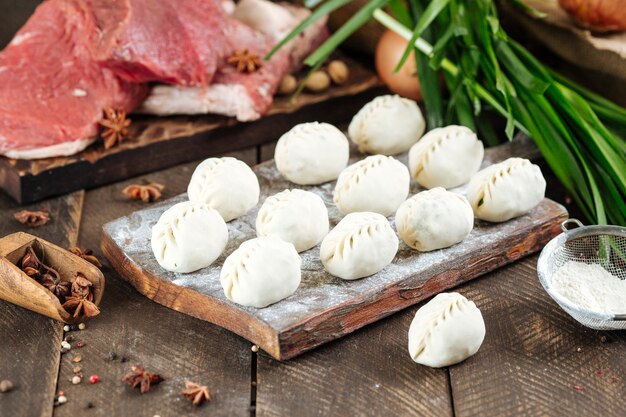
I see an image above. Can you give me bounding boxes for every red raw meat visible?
[139,19,291,121]
[0,0,147,159]
[87,0,228,86]
[139,0,329,121]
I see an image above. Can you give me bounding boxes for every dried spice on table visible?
[181,381,211,406]
[122,183,165,203]
[68,247,102,268]
[227,49,263,73]
[99,107,131,150]
[62,273,100,319]
[41,272,71,302]
[14,209,50,227]
[122,365,163,394]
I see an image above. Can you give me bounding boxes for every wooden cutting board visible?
[0,56,382,204]
[101,138,568,360]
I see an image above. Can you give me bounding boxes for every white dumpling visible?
[320,212,398,280]
[396,188,474,252]
[151,201,228,273]
[275,122,349,185]
[220,236,301,308]
[187,157,260,222]
[466,157,546,222]
[408,292,485,368]
[256,189,329,252]
[334,155,410,216]
[349,95,425,155]
[408,125,484,189]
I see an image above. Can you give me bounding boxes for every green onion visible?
[281,0,626,226]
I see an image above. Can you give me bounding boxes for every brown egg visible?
[375,30,422,101]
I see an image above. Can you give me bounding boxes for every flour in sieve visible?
[550,261,626,314]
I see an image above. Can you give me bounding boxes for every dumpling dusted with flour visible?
[220,236,301,308]
[188,157,260,222]
[275,122,349,185]
[334,155,410,216]
[466,157,546,222]
[408,292,485,368]
[256,189,329,252]
[349,95,425,155]
[396,188,473,252]
[408,125,484,189]
[151,201,228,273]
[320,212,398,280]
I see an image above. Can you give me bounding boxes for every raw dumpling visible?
[408,292,485,368]
[349,95,425,155]
[334,155,410,216]
[408,125,484,189]
[220,236,301,308]
[466,157,546,222]
[187,157,260,222]
[256,189,329,252]
[320,212,398,280]
[275,122,349,185]
[151,201,228,273]
[396,188,474,252]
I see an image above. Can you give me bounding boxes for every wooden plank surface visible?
[53,150,256,417]
[449,256,626,416]
[102,138,567,360]
[0,190,83,417]
[256,307,453,417]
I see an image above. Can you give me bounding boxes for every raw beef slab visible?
[87,0,229,86]
[138,0,329,121]
[0,0,147,159]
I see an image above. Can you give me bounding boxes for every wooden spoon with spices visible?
[0,232,105,323]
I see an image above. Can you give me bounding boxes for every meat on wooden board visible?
[0,0,328,159]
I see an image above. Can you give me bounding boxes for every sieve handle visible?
[561,218,584,233]
[615,314,626,321]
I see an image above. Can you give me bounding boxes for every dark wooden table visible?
[0,137,624,417]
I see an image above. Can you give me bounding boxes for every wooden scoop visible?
[0,232,105,323]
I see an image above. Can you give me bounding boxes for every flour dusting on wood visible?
[104,141,564,334]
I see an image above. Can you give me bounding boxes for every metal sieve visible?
[537,219,626,330]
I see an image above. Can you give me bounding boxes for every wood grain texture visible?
[101,139,568,360]
[53,150,256,417]
[0,190,83,417]
[0,58,383,204]
[256,309,453,417]
[449,257,626,417]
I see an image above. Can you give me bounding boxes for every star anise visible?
[122,183,164,203]
[21,247,42,277]
[14,209,50,227]
[122,365,163,394]
[61,273,100,318]
[181,381,211,406]
[99,107,131,149]
[71,273,94,301]
[62,296,101,318]
[227,49,263,73]
[68,247,102,268]
[41,274,71,302]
